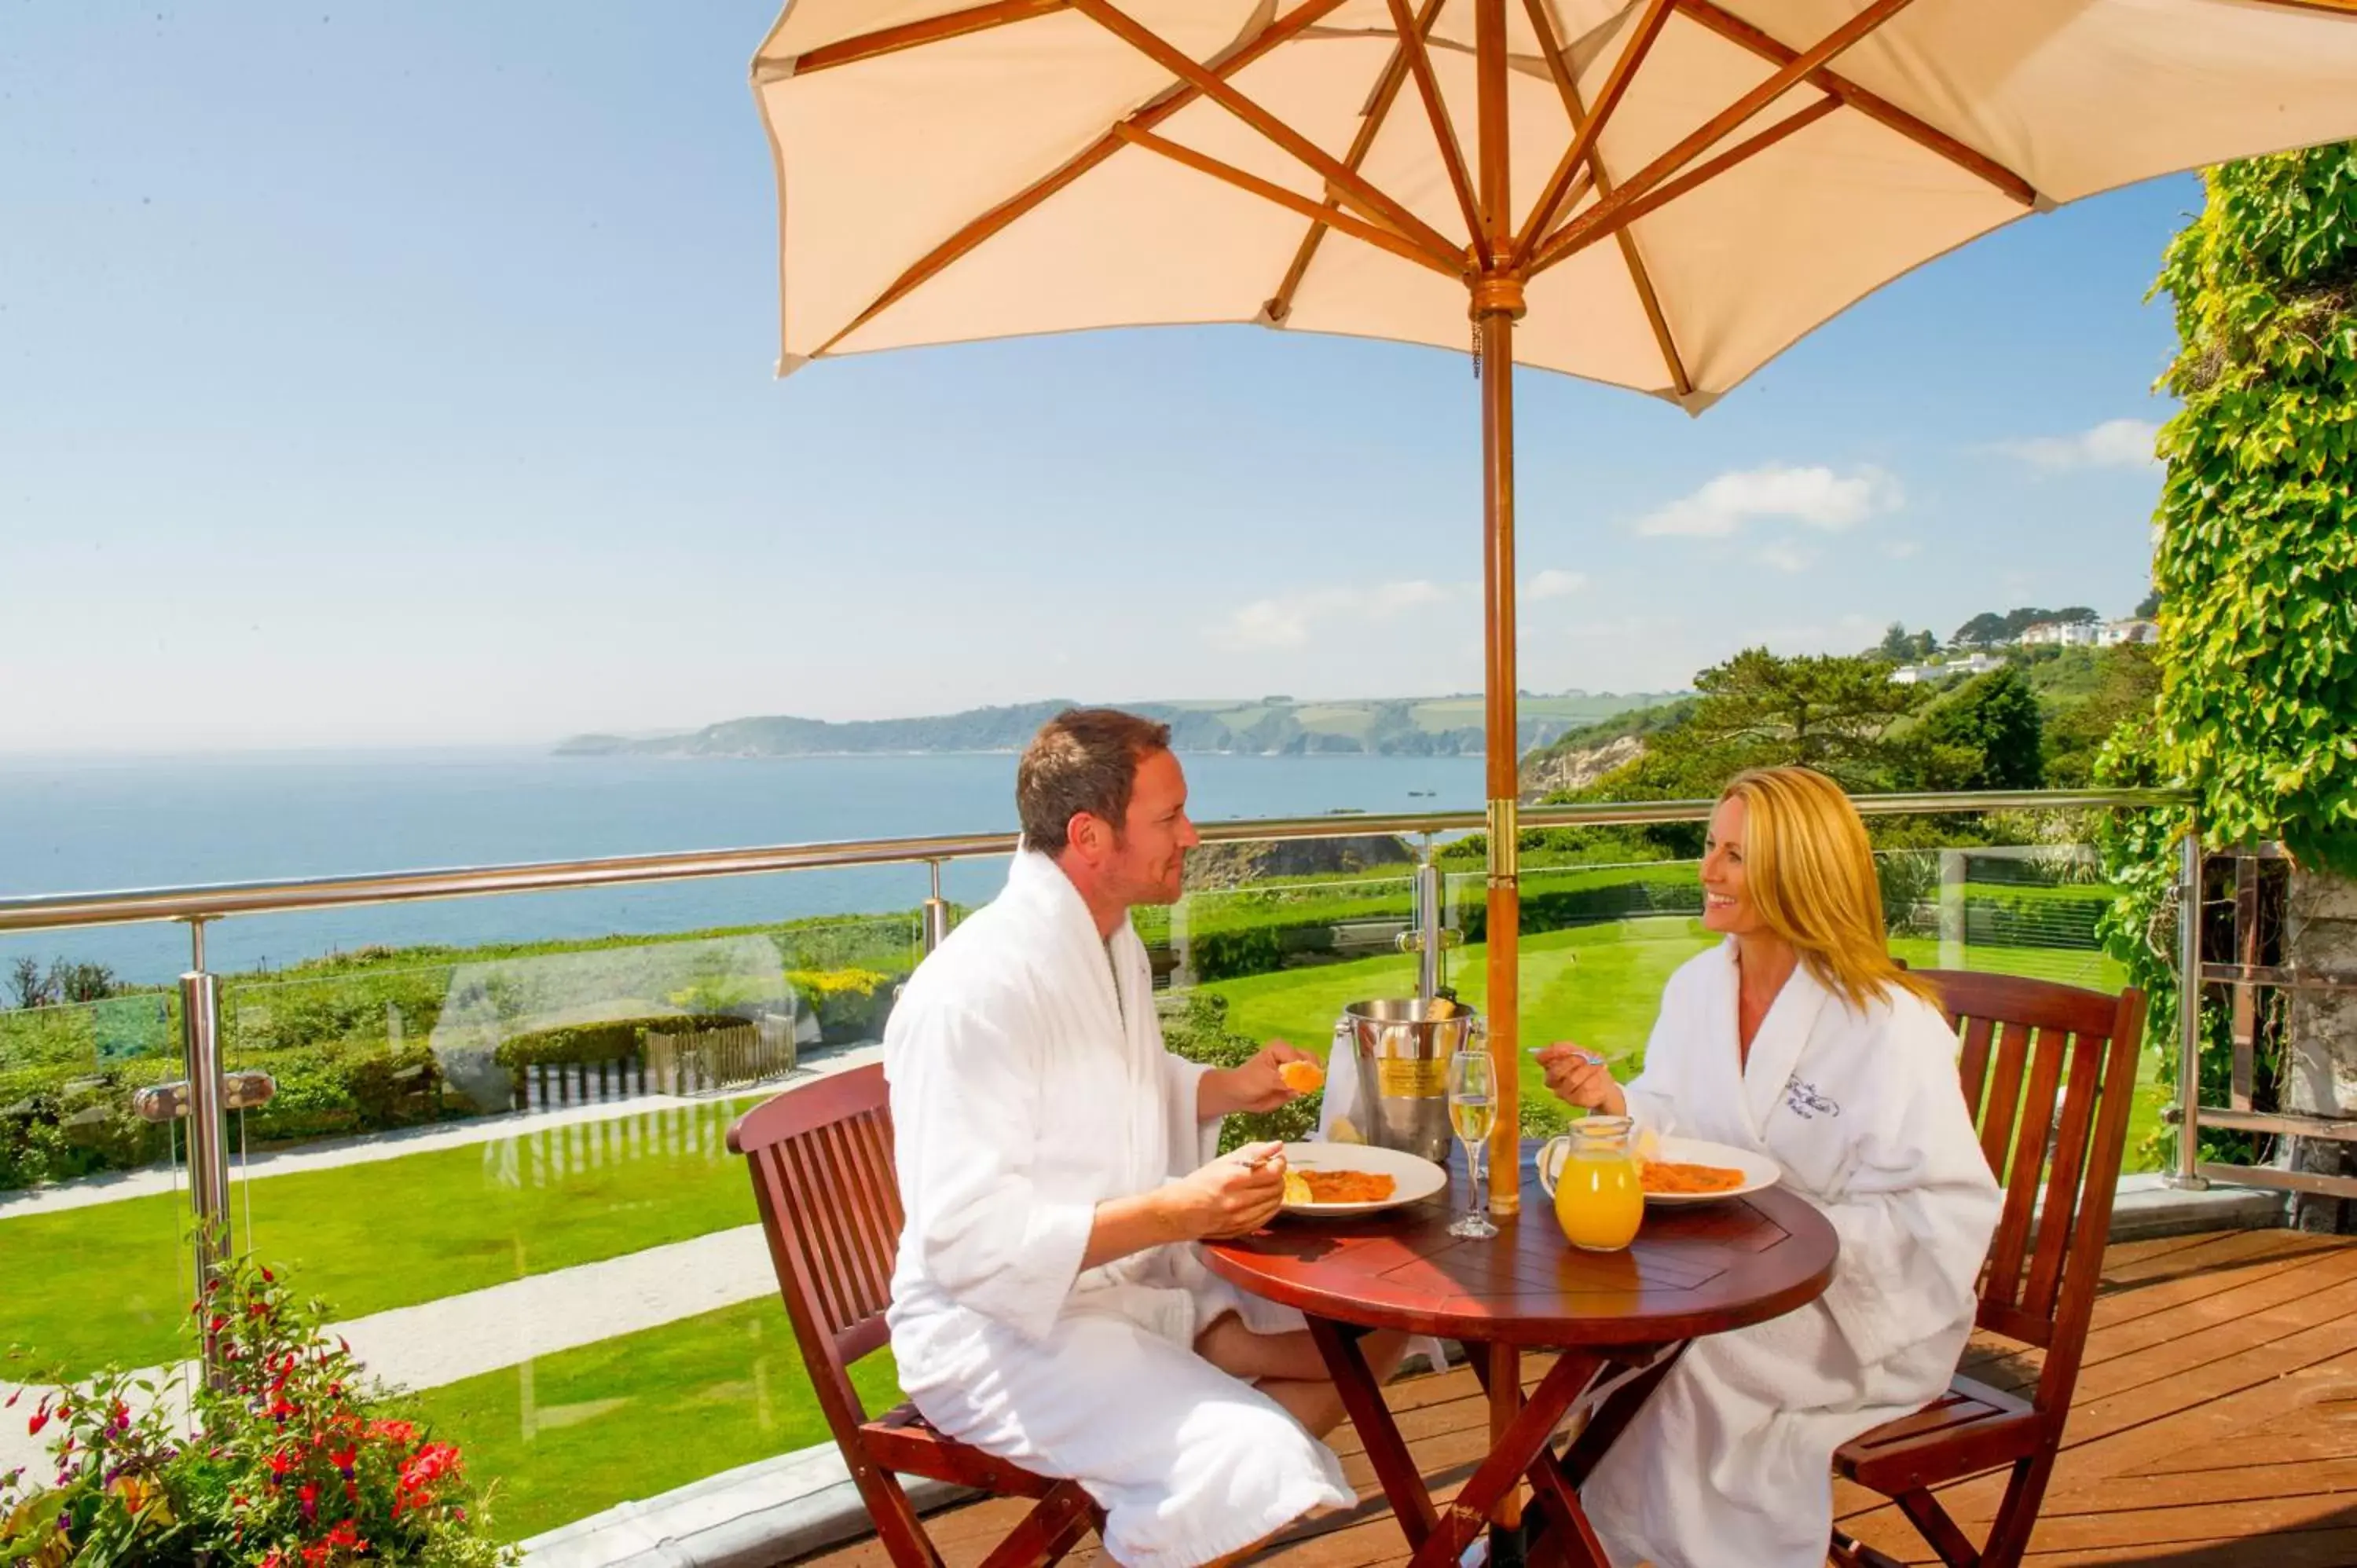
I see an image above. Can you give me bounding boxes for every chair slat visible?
[813,1119,891,1328]
[841,1114,902,1325]
[1987,1025,2072,1311]
[1957,1016,1996,1121]
[782,1133,860,1337]
[1977,1019,2031,1182]
[2023,1029,2106,1322]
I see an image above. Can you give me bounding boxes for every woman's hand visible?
[1535,1042,1628,1118]
[1200,1040,1320,1118]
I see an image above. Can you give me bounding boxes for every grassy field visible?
[409,1297,901,1543]
[1,1095,766,1379]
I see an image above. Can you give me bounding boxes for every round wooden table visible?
[1204,1142,1838,1568]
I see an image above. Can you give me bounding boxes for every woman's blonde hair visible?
[1717,766,1937,1013]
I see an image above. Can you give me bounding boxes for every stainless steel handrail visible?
[0,786,2192,932]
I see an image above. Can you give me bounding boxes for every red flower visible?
[366,1419,416,1445]
[27,1409,49,1437]
[269,1449,294,1480]
[301,1545,328,1568]
[329,1444,356,1478]
[299,1480,319,1522]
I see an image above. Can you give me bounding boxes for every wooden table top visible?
[1204,1141,1838,1346]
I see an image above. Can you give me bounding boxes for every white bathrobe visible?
[1580,940,2003,1568]
[883,850,1352,1568]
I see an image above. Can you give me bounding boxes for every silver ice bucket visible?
[1340,998,1483,1166]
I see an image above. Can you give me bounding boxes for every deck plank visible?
[790,1229,2357,1568]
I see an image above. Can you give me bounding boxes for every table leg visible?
[1410,1350,1605,1568]
[1487,1343,1525,1564]
[1305,1316,1438,1546]
[1464,1343,1685,1568]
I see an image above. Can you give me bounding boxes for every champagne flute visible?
[1446,1050,1498,1239]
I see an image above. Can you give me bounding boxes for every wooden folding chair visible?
[729,1064,1105,1568]
[1831,970,2147,1568]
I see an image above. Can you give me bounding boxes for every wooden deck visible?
[797,1229,2357,1567]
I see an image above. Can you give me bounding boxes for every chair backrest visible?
[1915,970,2146,1412]
[728,1064,903,1429]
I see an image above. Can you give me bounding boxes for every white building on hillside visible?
[1889,652,2007,684]
[2021,620,2100,648]
[2099,617,2160,647]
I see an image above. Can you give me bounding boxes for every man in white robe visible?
[885,708,1401,1568]
[1542,940,2003,1568]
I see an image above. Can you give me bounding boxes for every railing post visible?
[2167,814,2211,1191]
[921,860,951,954]
[179,917,234,1378]
[1414,839,1445,1005]
[1937,848,1967,971]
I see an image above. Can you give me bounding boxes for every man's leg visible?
[1196,1313,1413,1437]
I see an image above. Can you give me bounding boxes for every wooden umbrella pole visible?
[1472,0,1521,1227]
[1474,0,1527,1552]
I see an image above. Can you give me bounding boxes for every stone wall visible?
[2286,866,2357,1232]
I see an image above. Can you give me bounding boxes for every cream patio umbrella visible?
[750,0,2357,1219]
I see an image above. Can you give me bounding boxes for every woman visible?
[1537,767,2001,1568]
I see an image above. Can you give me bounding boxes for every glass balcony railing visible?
[0,789,2197,1548]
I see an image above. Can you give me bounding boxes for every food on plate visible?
[1278,1059,1325,1094]
[1640,1160,1747,1196]
[1327,1116,1365,1145]
[1285,1169,1398,1205]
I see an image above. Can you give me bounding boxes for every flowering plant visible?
[2,1254,512,1567]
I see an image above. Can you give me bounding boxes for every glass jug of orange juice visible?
[1536,1116,1645,1252]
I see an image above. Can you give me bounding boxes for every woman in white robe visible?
[1537,766,2003,1568]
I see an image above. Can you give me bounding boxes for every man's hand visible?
[1200,1040,1321,1119]
[1170,1142,1288,1239]
[1534,1042,1628,1117]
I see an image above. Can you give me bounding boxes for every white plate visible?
[1277,1141,1448,1216]
[1641,1135,1782,1205]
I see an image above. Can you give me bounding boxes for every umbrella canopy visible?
[750,0,2357,1220]
[756,0,2357,405]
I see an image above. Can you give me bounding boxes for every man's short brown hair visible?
[1017,707,1174,855]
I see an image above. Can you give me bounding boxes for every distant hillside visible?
[556,692,1686,760]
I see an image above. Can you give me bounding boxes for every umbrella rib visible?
[1522,0,1689,397]
[1116,124,1464,277]
[1385,0,1488,266]
[1527,0,1924,278]
[763,0,1069,79]
[1535,92,1844,274]
[1673,0,2036,206]
[1071,0,1467,271]
[1511,0,1674,267]
[810,0,1354,357]
[1264,0,1445,326]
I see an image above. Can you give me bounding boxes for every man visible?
[883,707,1403,1568]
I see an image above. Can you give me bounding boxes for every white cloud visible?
[1755,543,1813,574]
[1635,463,1902,538]
[1205,578,1451,650]
[1524,569,1589,601]
[1992,417,2161,471]
[1879,538,1924,560]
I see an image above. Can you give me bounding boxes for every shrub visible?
[785,969,895,1043]
[1,1252,514,1568]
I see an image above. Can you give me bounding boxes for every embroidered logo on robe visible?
[1783,1078,1840,1119]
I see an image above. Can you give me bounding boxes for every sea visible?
[0,749,1484,986]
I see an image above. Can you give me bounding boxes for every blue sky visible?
[2,2,2188,752]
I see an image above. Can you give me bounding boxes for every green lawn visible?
[1,1095,768,1379]
[409,1296,900,1543]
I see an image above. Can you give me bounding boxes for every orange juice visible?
[1552,1149,1644,1251]
[1538,1116,1646,1252]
